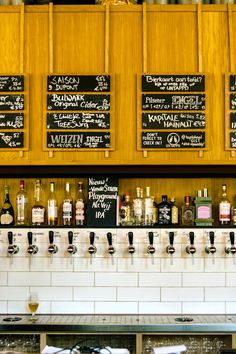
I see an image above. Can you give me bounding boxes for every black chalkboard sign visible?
[142,94,206,111]
[0,132,23,148]
[142,131,205,149]
[230,75,236,91]
[47,112,110,129]
[0,113,24,129]
[47,131,110,149]
[0,76,24,92]
[48,75,110,92]
[142,112,205,129]
[230,94,236,110]
[142,75,205,92]
[230,132,236,148]
[0,94,24,111]
[47,94,110,111]
[87,176,118,227]
[230,112,236,129]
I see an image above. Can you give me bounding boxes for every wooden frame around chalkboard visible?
[0,74,29,152]
[225,73,236,155]
[43,73,115,152]
[137,73,209,153]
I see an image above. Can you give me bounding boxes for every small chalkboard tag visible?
[230,75,236,91]
[142,94,205,111]
[0,75,24,92]
[87,176,118,227]
[142,112,205,129]
[142,74,205,92]
[47,131,110,149]
[0,94,24,111]
[47,112,110,129]
[230,112,236,129]
[0,113,24,129]
[230,94,236,110]
[48,75,110,92]
[47,94,110,111]
[0,132,23,148]
[230,132,236,148]
[142,131,205,149]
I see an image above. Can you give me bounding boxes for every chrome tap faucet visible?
[225,231,236,255]
[107,232,115,255]
[48,231,58,255]
[166,231,175,255]
[186,231,196,255]
[147,231,155,255]
[128,231,135,254]
[205,231,216,255]
[88,231,97,255]
[7,231,19,255]
[27,231,38,255]
[67,231,77,255]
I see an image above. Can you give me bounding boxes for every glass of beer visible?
[28,292,39,322]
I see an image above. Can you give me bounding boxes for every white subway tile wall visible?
[0,228,236,315]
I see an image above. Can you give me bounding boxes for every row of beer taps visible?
[5,230,236,256]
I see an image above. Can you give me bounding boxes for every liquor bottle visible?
[170,196,179,225]
[47,182,58,226]
[0,185,14,225]
[219,184,231,225]
[32,179,45,226]
[157,195,171,225]
[181,196,195,226]
[144,186,154,225]
[75,181,86,226]
[62,182,73,226]
[133,187,144,226]
[152,196,157,225]
[119,194,133,226]
[16,180,29,225]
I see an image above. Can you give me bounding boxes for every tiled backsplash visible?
[0,228,236,315]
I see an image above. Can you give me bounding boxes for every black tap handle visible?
[28,232,33,245]
[230,231,235,246]
[148,231,154,246]
[128,231,133,245]
[49,230,54,244]
[209,231,215,245]
[107,232,113,246]
[90,232,95,245]
[189,231,195,245]
[169,231,174,246]
[68,231,73,245]
[8,231,13,245]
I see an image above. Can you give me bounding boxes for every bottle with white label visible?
[47,182,58,226]
[219,184,231,225]
[0,185,14,225]
[62,182,73,226]
[75,181,86,226]
[144,186,154,225]
[133,187,144,226]
[32,179,45,225]
[16,180,29,225]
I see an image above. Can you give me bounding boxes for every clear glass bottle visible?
[157,195,171,225]
[133,187,144,226]
[32,179,45,226]
[1,185,14,225]
[75,181,86,226]
[144,186,154,225]
[181,195,195,226]
[219,184,231,225]
[62,182,73,226]
[152,196,157,225]
[47,181,58,226]
[119,193,133,226]
[170,196,179,225]
[16,180,28,225]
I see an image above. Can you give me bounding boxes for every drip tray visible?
[3,317,22,322]
[175,317,193,322]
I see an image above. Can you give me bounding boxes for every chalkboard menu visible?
[45,74,112,151]
[226,75,236,148]
[139,73,207,150]
[87,176,118,227]
[0,75,25,149]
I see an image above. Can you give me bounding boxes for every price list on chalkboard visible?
[45,74,113,150]
[138,74,207,150]
[0,75,26,149]
[226,74,236,149]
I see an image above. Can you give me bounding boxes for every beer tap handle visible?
[90,231,95,245]
[148,231,154,246]
[68,231,73,245]
[8,231,13,245]
[209,231,215,245]
[169,231,174,246]
[49,230,54,244]
[230,231,235,246]
[107,232,113,246]
[128,231,133,246]
[189,231,194,245]
[28,232,33,246]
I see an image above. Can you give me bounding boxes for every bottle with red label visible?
[219,184,231,225]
